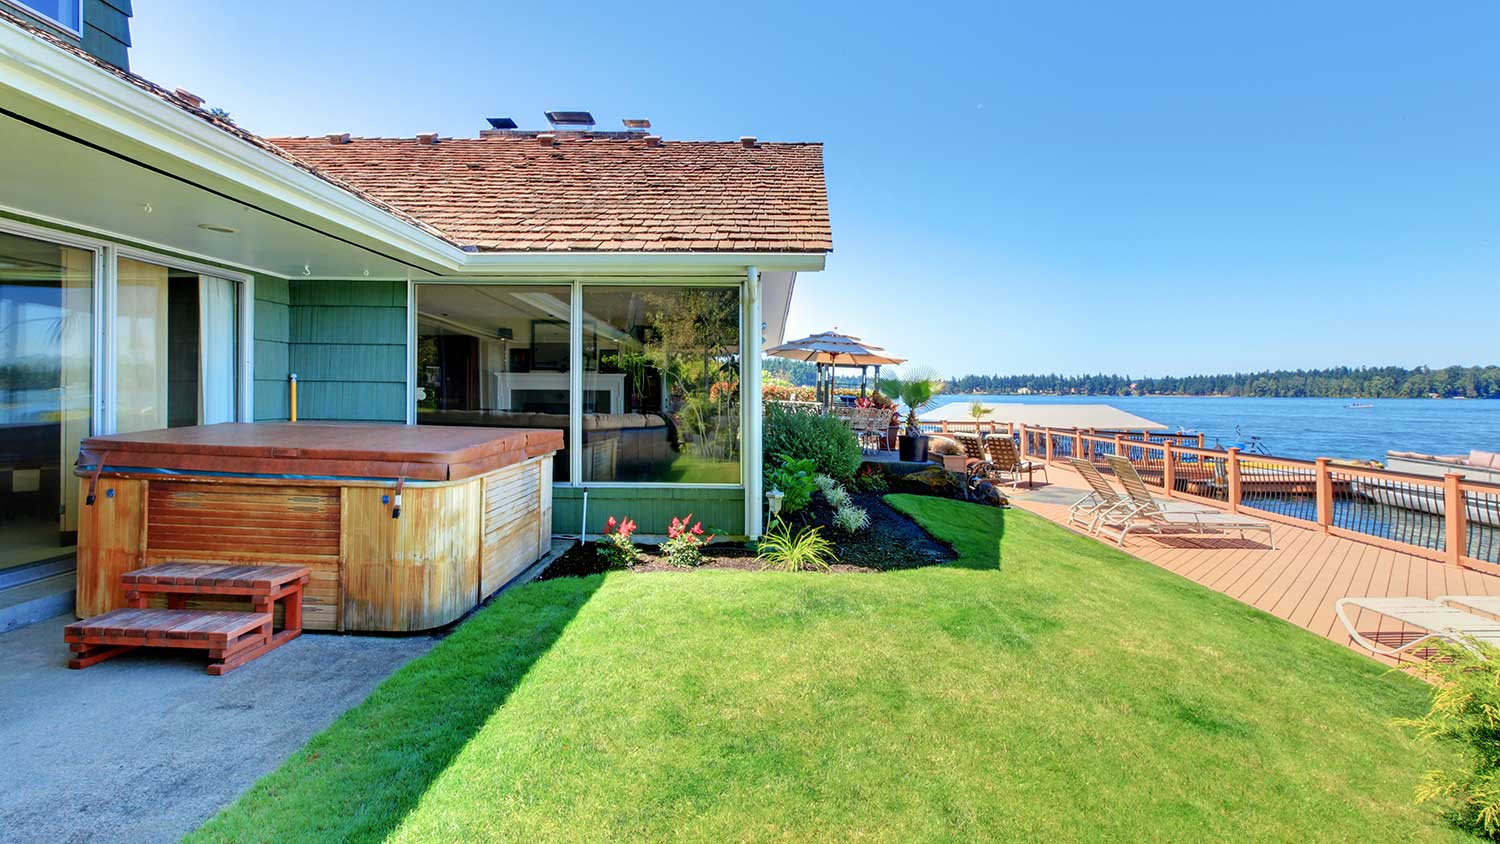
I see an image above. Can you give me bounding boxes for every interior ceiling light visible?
[197,223,238,234]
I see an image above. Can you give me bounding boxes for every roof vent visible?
[643,135,662,148]
[740,136,758,149]
[417,132,438,145]
[537,133,557,146]
[622,118,651,131]
[545,110,595,130]
[486,117,519,130]
[174,88,204,109]
[326,133,351,145]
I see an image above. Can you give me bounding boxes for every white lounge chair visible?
[1098,455,1274,548]
[1336,596,1500,656]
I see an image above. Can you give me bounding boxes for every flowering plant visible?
[662,513,714,567]
[599,515,640,569]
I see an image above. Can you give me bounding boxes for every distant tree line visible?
[946,366,1500,399]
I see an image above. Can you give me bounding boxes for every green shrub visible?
[929,436,962,456]
[814,474,841,497]
[824,484,851,509]
[1400,641,1500,837]
[852,464,888,493]
[763,403,861,482]
[661,514,712,567]
[598,516,639,569]
[756,519,836,572]
[766,456,818,515]
[832,503,870,533]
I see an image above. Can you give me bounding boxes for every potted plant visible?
[929,437,968,472]
[880,367,943,462]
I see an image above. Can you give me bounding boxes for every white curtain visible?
[198,276,238,425]
[115,258,168,433]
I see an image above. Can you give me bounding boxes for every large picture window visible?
[3,0,82,33]
[414,284,573,481]
[581,285,740,483]
[0,229,92,569]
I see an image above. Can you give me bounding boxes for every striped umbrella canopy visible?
[764,331,906,367]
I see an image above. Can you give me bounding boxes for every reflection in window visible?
[582,286,740,483]
[0,230,91,569]
[414,284,572,481]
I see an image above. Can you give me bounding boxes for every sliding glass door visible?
[0,230,93,570]
[116,258,239,432]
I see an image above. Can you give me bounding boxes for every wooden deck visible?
[1004,461,1500,663]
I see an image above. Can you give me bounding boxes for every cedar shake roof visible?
[267,135,832,253]
[3,7,831,255]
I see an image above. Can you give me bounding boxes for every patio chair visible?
[852,407,889,454]
[1336,597,1500,656]
[980,435,1048,488]
[954,433,988,472]
[1098,455,1274,548]
[1063,457,1131,533]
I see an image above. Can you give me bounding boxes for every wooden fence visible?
[1010,425,1500,570]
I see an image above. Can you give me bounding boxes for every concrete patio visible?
[0,614,437,844]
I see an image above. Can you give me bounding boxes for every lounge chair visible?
[1097,455,1274,548]
[954,433,988,474]
[1063,457,1131,532]
[982,435,1048,488]
[1336,597,1500,656]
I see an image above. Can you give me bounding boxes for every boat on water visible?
[1351,480,1500,527]
[1349,448,1500,526]
[1345,403,1373,409]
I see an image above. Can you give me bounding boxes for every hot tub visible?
[73,423,562,632]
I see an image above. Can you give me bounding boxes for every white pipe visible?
[580,488,589,542]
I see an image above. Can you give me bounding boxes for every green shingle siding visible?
[286,279,407,423]
[551,487,746,538]
[81,0,132,70]
[252,276,290,421]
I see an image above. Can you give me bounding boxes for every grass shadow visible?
[187,573,605,843]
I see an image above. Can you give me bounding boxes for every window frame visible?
[408,277,747,491]
[2,0,84,37]
[111,247,254,431]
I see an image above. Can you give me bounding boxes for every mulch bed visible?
[539,492,956,580]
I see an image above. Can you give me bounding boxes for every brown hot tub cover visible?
[78,423,564,482]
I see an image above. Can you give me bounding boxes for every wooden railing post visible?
[1446,472,1466,566]
[1226,447,1242,512]
[1114,433,1126,461]
[1045,429,1054,463]
[1074,429,1084,461]
[1315,457,1333,533]
[1163,442,1175,497]
[1019,424,1030,457]
[1197,432,1205,449]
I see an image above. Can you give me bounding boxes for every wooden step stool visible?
[65,563,310,675]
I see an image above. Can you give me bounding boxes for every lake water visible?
[927,395,1500,462]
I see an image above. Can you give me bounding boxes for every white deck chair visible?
[1439,595,1500,621]
[1337,596,1500,656]
[1097,456,1274,548]
[1063,458,1130,532]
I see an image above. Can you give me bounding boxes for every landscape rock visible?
[892,465,965,499]
[970,480,1009,507]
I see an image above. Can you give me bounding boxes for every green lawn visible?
[190,496,1471,843]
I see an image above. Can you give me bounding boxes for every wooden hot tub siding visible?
[76,456,553,632]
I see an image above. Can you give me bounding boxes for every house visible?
[0,1,831,613]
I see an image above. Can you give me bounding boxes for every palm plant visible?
[968,400,990,424]
[879,367,943,436]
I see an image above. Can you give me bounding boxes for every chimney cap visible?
[486,117,519,130]
[174,88,204,109]
[537,133,557,146]
[643,135,662,147]
[622,118,651,130]
[739,135,758,148]
[326,132,351,145]
[417,132,439,144]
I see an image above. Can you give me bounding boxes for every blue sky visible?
[131,1,1500,378]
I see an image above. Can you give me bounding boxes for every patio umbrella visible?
[765,331,907,406]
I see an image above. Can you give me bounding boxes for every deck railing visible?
[1015,425,1500,569]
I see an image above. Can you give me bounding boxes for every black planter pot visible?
[898,434,929,462]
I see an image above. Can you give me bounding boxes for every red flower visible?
[691,523,703,536]
[606,516,617,532]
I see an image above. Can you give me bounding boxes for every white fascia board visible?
[0,23,831,278]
